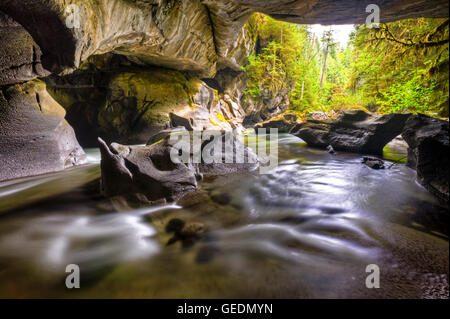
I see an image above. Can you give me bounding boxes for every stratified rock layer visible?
[290,110,411,155]
[402,114,449,203]
[0,80,86,181]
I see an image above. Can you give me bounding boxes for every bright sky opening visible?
[309,24,355,47]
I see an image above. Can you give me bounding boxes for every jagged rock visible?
[290,110,411,155]
[362,156,385,169]
[98,129,259,202]
[0,80,86,181]
[402,114,449,203]
[0,11,50,86]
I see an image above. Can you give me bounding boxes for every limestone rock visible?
[98,136,201,202]
[0,80,86,181]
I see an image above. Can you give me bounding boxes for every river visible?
[0,134,447,298]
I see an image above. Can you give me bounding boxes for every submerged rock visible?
[290,110,411,155]
[99,129,259,203]
[326,145,335,154]
[362,156,385,169]
[402,114,449,203]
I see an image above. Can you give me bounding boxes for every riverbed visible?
[0,134,447,298]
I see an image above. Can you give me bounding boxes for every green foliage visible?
[376,70,435,114]
[242,14,449,117]
[347,18,449,116]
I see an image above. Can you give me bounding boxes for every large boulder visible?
[290,110,411,155]
[402,114,449,203]
[0,80,86,181]
[99,129,259,202]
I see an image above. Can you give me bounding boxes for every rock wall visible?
[0,11,50,86]
[0,79,86,181]
[0,11,86,181]
[46,55,247,146]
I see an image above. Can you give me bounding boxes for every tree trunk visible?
[320,45,329,90]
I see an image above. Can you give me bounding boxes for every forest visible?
[242,13,449,118]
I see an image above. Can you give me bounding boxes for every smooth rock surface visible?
[362,156,385,169]
[99,129,259,202]
[0,80,86,181]
[290,110,411,155]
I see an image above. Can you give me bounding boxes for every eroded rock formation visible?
[98,129,259,202]
[0,11,50,86]
[402,114,449,203]
[254,112,299,133]
[290,110,411,155]
[46,56,247,146]
[0,80,86,181]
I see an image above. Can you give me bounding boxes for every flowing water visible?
[0,134,448,298]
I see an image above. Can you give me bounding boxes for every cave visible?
[0,0,448,300]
